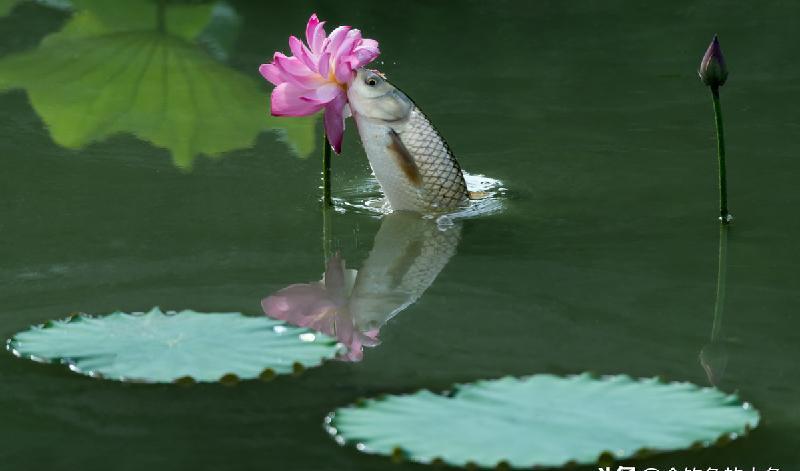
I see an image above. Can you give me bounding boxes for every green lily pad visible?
[7,307,342,383]
[326,374,759,469]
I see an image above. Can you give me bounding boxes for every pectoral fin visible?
[387,130,422,187]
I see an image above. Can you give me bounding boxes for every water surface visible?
[1,1,798,469]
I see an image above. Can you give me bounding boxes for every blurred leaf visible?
[280,119,317,160]
[0,0,316,169]
[196,2,241,61]
[8,307,341,383]
[328,374,760,469]
[48,0,213,42]
[0,0,21,17]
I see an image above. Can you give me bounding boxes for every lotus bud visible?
[699,35,728,88]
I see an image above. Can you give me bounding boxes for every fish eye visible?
[366,77,377,86]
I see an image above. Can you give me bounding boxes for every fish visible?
[347,68,471,213]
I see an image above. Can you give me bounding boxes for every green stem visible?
[322,133,332,207]
[711,224,728,340]
[711,86,731,223]
[322,205,333,263]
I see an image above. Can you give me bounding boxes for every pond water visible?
[1,1,798,469]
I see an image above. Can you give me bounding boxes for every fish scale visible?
[397,108,469,211]
[349,69,470,213]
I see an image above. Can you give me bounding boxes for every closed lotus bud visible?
[699,35,728,87]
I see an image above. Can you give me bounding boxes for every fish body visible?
[347,69,469,213]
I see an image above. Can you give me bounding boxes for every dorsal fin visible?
[386,129,422,187]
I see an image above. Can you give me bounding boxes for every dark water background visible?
[1,0,797,469]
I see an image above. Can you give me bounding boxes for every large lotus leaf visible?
[7,307,342,383]
[0,0,20,17]
[1,0,210,35]
[41,0,213,44]
[81,0,210,40]
[327,374,760,469]
[0,2,316,168]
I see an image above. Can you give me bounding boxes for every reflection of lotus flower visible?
[259,13,380,154]
[262,255,380,362]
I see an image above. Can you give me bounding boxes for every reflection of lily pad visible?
[327,374,760,469]
[7,307,341,383]
[0,0,316,168]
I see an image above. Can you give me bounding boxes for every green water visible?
[1,1,798,469]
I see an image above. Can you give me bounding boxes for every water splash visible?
[334,172,507,220]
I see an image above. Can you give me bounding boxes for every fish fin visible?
[468,191,487,200]
[387,129,422,187]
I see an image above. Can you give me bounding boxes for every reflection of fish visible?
[347,68,470,213]
[262,212,461,361]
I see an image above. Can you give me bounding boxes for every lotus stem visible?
[700,223,730,385]
[322,205,333,263]
[322,133,332,207]
[321,132,333,262]
[711,223,728,340]
[710,86,731,224]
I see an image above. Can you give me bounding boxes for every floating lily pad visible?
[326,374,759,469]
[7,307,341,383]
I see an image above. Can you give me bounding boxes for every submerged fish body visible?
[347,69,469,213]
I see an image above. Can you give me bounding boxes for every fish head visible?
[347,68,412,122]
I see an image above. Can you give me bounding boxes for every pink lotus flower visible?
[261,255,380,362]
[258,13,380,153]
